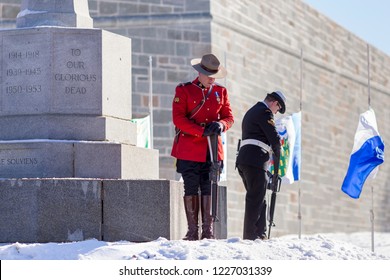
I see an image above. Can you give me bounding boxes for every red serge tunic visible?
[171,78,234,162]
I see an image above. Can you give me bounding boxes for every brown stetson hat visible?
[191,53,227,79]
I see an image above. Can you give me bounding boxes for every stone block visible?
[16,0,93,28]
[214,186,227,239]
[117,144,159,179]
[0,140,74,178]
[103,180,227,242]
[74,142,159,179]
[0,27,132,140]
[0,179,102,243]
[0,140,159,179]
[0,115,137,144]
[102,180,185,241]
[0,179,227,243]
[2,4,20,19]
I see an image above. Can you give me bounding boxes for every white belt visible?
[240,139,272,153]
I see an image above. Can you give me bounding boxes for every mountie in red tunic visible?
[171,78,234,162]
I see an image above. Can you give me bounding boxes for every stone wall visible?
[2,0,389,238]
[210,0,390,237]
[0,0,20,20]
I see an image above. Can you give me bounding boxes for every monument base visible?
[0,179,227,243]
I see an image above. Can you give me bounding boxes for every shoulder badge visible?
[174,97,180,103]
[267,119,275,126]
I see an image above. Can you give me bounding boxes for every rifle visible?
[267,171,282,239]
[207,134,220,222]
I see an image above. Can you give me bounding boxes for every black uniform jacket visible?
[236,101,281,169]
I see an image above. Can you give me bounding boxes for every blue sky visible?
[303,0,390,55]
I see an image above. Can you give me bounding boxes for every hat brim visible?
[267,92,286,114]
[191,58,227,79]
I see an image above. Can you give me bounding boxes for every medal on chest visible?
[215,91,221,104]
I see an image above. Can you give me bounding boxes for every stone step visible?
[0,115,137,144]
[0,140,158,179]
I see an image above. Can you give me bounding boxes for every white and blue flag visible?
[341,109,385,199]
[272,112,301,184]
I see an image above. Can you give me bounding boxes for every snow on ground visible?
[1,232,389,260]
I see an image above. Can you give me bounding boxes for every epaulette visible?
[178,81,192,87]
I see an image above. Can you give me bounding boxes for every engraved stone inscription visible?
[0,157,38,165]
[54,48,97,95]
[52,32,101,112]
[1,32,48,114]
[4,49,43,94]
[0,147,43,178]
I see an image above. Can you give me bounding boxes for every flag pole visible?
[300,48,303,111]
[370,184,375,252]
[224,51,227,86]
[367,44,371,109]
[367,44,374,252]
[149,55,154,149]
[298,48,303,239]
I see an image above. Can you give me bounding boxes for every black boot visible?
[200,195,215,239]
[183,195,199,241]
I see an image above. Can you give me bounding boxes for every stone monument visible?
[0,0,158,179]
[0,0,226,243]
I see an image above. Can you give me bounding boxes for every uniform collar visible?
[193,77,208,89]
[261,101,274,115]
[261,101,270,109]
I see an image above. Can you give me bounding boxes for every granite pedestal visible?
[0,179,227,243]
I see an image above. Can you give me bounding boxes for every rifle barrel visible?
[268,191,277,239]
[208,134,219,221]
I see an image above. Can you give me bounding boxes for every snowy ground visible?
[2,232,389,280]
[1,232,389,260]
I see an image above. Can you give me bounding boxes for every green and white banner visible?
[130,115,151,149]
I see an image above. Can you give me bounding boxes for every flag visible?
[130,115,151,149]
[341,109,385,199]
[269,112,301,184]
[291,112,301,181]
